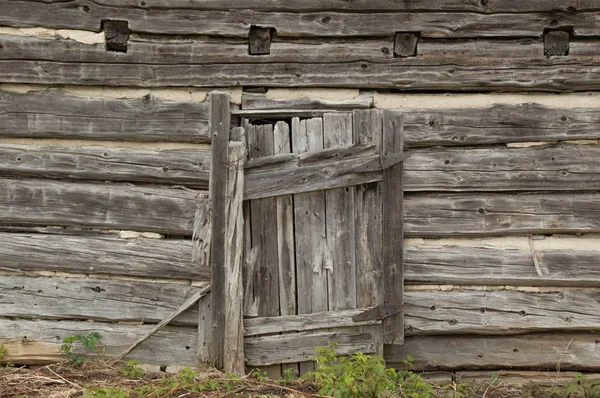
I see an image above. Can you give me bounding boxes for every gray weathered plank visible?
[456,371,600,387]
[404,192,600,237]
[244,309,381,337]
[0,145,210,188]
[405,243,600,287]
[404,289,600,336]
[403,104,600,147]
[0,178,205,234]
[18,0,597,12]
[2,4,599,38]
[385,333,600,371]
[0,233,206,280]
[223,142,245,375]
[381,110,404,345]
[245,331,375,366]
[0,318,197,366]
[0,275,201,326]
[323,113,356,311]
[244,143,382,199]
[242,92,373,111]
[0,88,209,143]
[208,93,231,369]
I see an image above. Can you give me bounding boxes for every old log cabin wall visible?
[2,0,600,377]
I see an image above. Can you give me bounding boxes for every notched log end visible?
[394,32,419,58]
[102,20,131,53]
[249,26,275,56]
[543,28,571,57]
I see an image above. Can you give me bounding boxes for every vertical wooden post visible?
[208,92,231,369]
[381,110,405,345]
[223,140,246,375]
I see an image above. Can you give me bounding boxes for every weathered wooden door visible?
[240,109,405,375]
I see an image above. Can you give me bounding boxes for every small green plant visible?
[119,359,144,379]
[251,368,269,382]
[306,342,434,398]
[282,366,296,383]
[0,343,6,360]
[83,386,129,398]
[559,372,600,398]
[60,332,104,366]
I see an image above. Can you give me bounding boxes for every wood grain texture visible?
[0,233,207,280]
[404,192,600,237]
[244,309,381,337]
[0,318,197,366]
[223,142,245,375]
[0,178,205,234]
[404,145,600,192]
[403,104,600,147]
[323,113,356,311]
[381,110,404,345]
[2,3,599,38]
[0,145,210,188]
[0,275,202,325]
[208,93,231,369]
[385,333,600,371]
[245,331,375,366]
[0,88,209,143]
[405,244,600,287]
[404,289,600,336]
[242,92,373,110]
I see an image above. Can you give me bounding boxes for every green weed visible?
[60,332,105,366]
[119,359,144,379]
[83,386,129,398]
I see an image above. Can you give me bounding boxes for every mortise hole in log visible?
[544,28,571,57]
[394,32,419,58]
[249,26,274,55]
[102,20,131,53]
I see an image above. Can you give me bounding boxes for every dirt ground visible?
[0,363,589,398]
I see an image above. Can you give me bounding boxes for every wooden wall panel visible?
[0,233,206,279]
[0,89,210,143]
[0,275,201,326]
[0,178,204,234]
[1,3,598,38]
[0,318,197,366]
[404,192,600,237]
[405,244,600,287]
[385,333,600,371]
[0,145,210,188]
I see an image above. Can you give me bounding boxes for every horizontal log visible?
[456,371,600,387]
[0,275,202,326]
[242,91,373,110]
[385,333,600,371]
[405,243,600,287]
[0,89,209,143]
[244,308,380,337]
[1,3,598,38]
[0,318,197,366]
[404,192,600,237]
[1,36,599,90]
[403,104,600,147]
[0,178,205,235]
[0,144,210,188]
[404,145,600,192]
[245,331,375,366]
[404,289,600,336]
[244,143,384,199]
[0,233,206,279]
[73,0,600,12]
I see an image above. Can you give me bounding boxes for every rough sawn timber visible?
[0,275,201,326]
[0,89,210,143]
[0,178,205,235]
[0,233,207,280]
[403,289,600,336]
[0,145,210,188]
[404,145,600,192]
[2,3,600,38]
[0,318,197,366]
[404,192,600,237]
[404,243,600,287]
[385,333,600,371]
